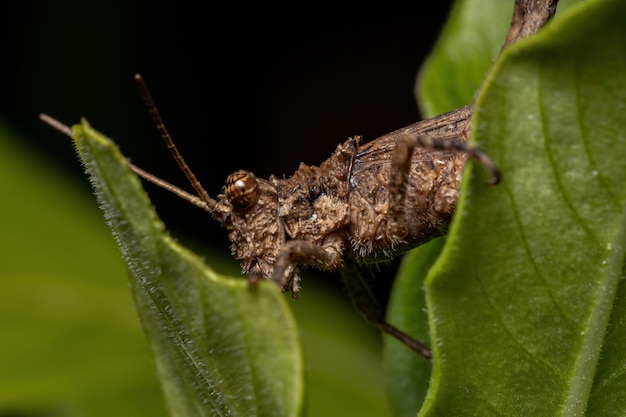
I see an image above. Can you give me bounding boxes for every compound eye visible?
[225,170,260,210]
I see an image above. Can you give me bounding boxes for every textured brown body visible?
[347,106,471,261]
[209,106,473,295]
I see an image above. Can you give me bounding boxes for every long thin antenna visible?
[134,74,216,210]
[39,113,73,137]
[128,163,210,210]
[39,112,215,212]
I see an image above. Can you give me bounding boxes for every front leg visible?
[272,233,345,298]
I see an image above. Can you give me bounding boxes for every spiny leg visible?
[402,133,501,185]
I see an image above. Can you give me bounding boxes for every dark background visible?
[2,1,454,295]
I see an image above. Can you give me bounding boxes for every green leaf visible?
[416,0,579,118]
[73,120,304,417]
[419,0,626,415]
[0,119,168,417]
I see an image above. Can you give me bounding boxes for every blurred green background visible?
[1,2,454,416]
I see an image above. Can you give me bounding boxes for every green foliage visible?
[4,0,625,416]
[388,0,626,416]
[0,120,169,417]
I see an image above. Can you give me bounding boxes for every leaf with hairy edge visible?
[73,120,304,417]
[421,0,626,415]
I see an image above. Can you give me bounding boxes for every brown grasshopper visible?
[41,0,559,361]
[122,75,500,359]
[131,75,498,297]
[40,77,496,361]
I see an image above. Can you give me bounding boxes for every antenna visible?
[128,162,211,210]
[133,74,216,211]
